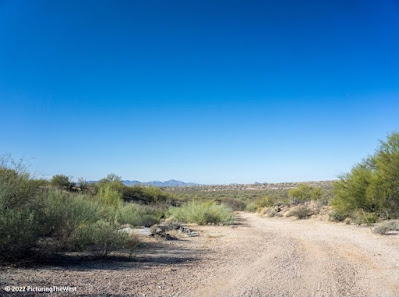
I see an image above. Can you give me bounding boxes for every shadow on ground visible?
[1,241,206,271]
[232,212,251,227]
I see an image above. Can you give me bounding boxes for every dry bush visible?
[306,200,323,215]
[373,220,399,235]
[260,207,276,217]
[285,205,311,219]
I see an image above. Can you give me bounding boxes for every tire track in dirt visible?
[188,212,399,297]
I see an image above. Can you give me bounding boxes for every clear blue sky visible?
[1,0,398,184]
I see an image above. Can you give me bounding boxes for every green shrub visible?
[169,202,234,225]
[122,186,171,204]
[289,184,322,202]
[96,174,173,204]
[117,203,164,227]
[0,168,41,209]
[0,164,42,260]
[50,174,75,191]
[245,202,257,212]
[352,210,378,226]
[98,173,122,185]
[256,195,275,208]
[0,208,38,260]
[97,185,122,207]
[36,191,141,256]
[329,208,350,221]
[69,220,136,257]
[36,190,114,244]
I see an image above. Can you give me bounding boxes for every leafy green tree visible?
[98,173,122,185]
[331,162,375,218]
[331,132,399,220]
[51,174,75,190]
[364,133,399,218]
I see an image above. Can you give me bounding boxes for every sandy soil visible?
[2,212,399,297]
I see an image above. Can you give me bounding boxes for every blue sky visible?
[1,0,398,184]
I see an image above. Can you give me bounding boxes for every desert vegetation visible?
[256,133,399,228]
[330,132,399,226]
[0,160,235,263]
[166,180,331,220]
[164,133,399,228]
[168,201,234,225]
[0,166,145,262]
[253,183,328,220]
[372,220,399,235]
[165,180,333,218]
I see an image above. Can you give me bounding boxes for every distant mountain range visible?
[88,179,199,187]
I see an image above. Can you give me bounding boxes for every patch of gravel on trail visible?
[2,213,399,297]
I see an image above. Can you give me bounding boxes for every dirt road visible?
[2,212,399,296]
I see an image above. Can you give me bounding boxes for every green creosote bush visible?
[245,202,257,212]
[0,208,38,259]
[97,185,122,207]
[168,201,234,225]
[36,190,115,245]
[256,195,275,209]
[117,203,164,227]
[289,184,323,203]
[0,159,42,260]
[69,220,138,257]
